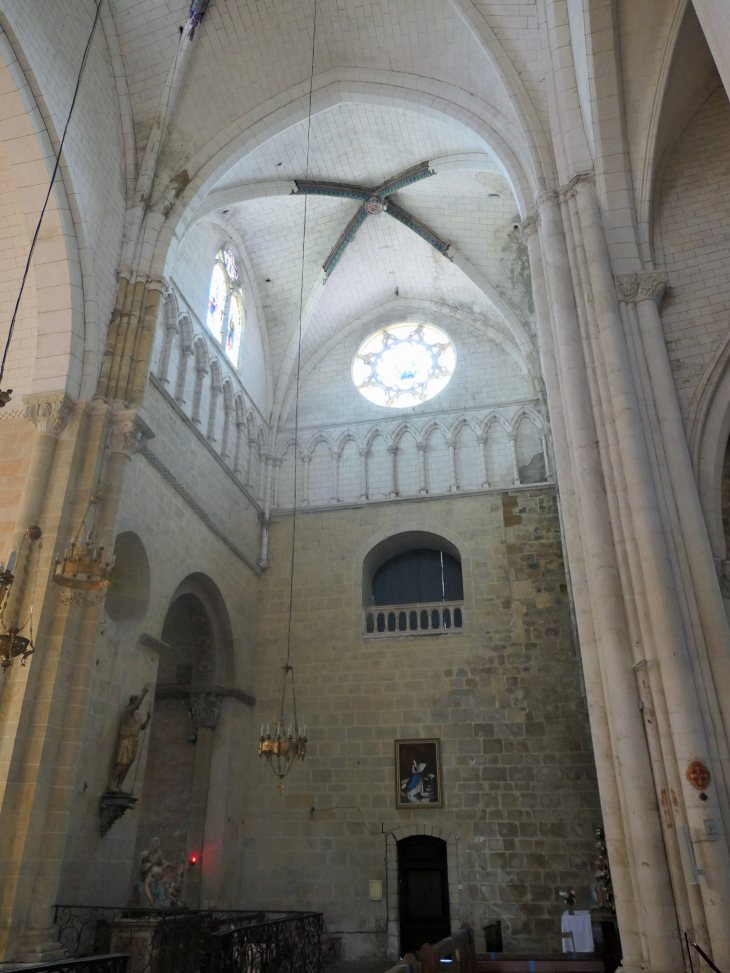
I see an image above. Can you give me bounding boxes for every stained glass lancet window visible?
[352,323,456,407]
[206,249,245,368]
[207,263,227,339]
[226,294,243,365]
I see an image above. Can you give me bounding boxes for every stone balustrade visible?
[363,601,464,638]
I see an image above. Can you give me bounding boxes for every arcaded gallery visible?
[0,0,729,972]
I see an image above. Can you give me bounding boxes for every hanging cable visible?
[0,0,103,404]
[284,0,319,667]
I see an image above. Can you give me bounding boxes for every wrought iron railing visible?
[363,601,464,638]
[3,955,129,973]
[53,907,322,973]
[212,911,323,973]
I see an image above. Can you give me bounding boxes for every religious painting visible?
[395,739,443,808]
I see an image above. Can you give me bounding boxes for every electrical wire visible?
[0,0,103,389]
[284,0,319,669]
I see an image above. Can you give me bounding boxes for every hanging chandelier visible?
[52,492,114,603]
[257,0,318,789]
[259,664,307,784]
[1,525,42,672]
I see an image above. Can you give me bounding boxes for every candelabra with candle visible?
[259,665,307,787]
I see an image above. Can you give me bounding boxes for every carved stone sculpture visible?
[108,684,151,791]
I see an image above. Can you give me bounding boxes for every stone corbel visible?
[190,691,222,729]
[614,272,668,305]
[109,410,155,457]
[23,392,75,438]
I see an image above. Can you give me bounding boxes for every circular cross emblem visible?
[365,196,386,215]
[686,760,711,791]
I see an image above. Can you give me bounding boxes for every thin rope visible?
[0,0,103,386]
[284,0,319,669]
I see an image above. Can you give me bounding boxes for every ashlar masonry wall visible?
[248,488,601,959]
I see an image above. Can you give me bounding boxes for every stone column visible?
[191,361,208,426]
[0,393,73,746]
[358,448,368,501]
[220,397,232,462]
[257,449,267,504]
[233,420,244,476]
[540,434,551,480]
[508,434,520,485]
[477,434,489,488]
[245,436,255,490]
[182,692,222,909]
[8,409,154,963]
[206,379,220,443]
[174,346,193,405]
[575,179,730,959]
[446,439,458,492]
[387,444,398,498]
[536,191,681,973]
[156,297,178,385]
[272,458,282,508]
[417,441,428,494]
[330,449,341,504]
[302,455,311,506]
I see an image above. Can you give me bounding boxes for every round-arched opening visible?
[362,530,462,608]
[105,531,151,622]
[157,593,214,686]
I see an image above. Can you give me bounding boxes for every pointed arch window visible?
[206,249,245,368]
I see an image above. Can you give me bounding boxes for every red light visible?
[189,854,198,865]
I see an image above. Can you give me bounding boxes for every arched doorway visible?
[398,835,450,956]
[134,575,233,908]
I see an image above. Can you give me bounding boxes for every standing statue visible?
[108,685,151,791]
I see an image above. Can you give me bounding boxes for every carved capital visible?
[521,212,540,239]
[615,272,668,305]
[416,441,427,452]
[387,444,398,455]
[23,392,74,438]
[445,438,457,449]
[559,171,596,201]
[190,691,222,728]
[614,274,639,301]
[535,189,559,210]
[357,448,368,458]
[109,410,155,457]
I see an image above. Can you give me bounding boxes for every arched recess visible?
[105,531,151,622]
[361,530,464,609]
[688,343,730,562]
[134,573,234,909]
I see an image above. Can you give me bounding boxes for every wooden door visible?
[398,835,451,956]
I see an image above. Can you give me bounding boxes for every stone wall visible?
[248,489,601,959]
[656,84,730,420]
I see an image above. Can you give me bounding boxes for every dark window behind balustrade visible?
[371,549,463,606]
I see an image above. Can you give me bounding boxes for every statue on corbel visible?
[99,685,152,837]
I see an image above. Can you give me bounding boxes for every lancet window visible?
[206,248,244,368]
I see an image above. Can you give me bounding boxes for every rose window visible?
[352,323,456,408]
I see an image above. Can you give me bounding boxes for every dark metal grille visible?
[3,955,129,973]
[212,912,323,973]
[53,907,322,973]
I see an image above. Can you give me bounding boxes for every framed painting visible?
[395,738,443,809]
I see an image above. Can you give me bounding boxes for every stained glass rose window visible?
[352,323,456,408]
